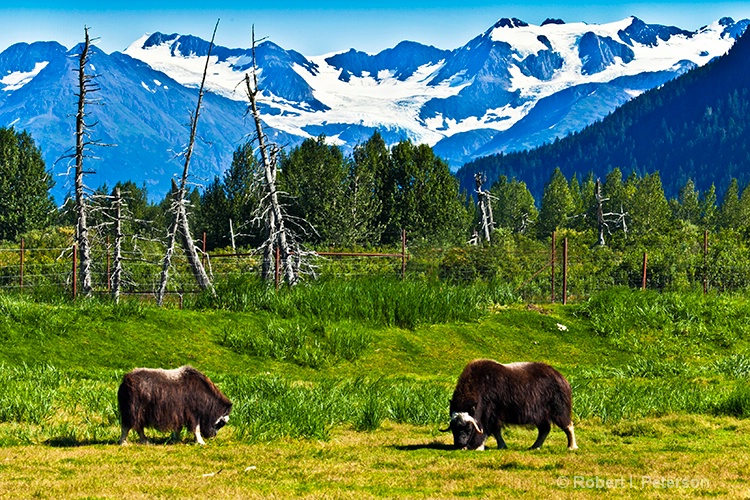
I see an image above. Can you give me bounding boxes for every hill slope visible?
[456,27,750,198]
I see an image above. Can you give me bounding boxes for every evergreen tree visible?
[674,179,701,224]
[700,183,717,230]
[386,140,470,244]
[348,133,386,245]
[718,178,742,230]
[199,142,261,250]
[489,176,537,234]
[0,128,55,241]
[629,172,671,236]
[537,168,573,237]
[280,136,349,245]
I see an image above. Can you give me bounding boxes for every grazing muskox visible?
[441,359,578,451]
[118,366,232,445]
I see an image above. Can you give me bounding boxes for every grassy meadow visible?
[0,280,750,498]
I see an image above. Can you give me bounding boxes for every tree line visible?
[456,26,750,204]
[6,123,750,253]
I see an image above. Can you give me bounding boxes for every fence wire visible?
[2,232,750,303]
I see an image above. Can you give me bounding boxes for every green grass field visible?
[0,284,749,498]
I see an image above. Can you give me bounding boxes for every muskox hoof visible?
[568,444,579,451]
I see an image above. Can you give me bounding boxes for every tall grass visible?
[199,275,519,328]
[218,374,451,443]
[220,319,373,368]
[574,288,750,351]
[0,364,68,424]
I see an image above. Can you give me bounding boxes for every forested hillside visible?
[456,29,750,200]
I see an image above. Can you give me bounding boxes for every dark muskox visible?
[441,359,577,451]
[118,366,232,445]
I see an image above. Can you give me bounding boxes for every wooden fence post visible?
[563,237,568,305]
[551,231,556,303]
[703,230,708,294]
[401,229,406,280]
[641,252,648,291]
[106,235,111,293]
[19,238,24,290]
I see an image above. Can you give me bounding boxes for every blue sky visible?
[2,1,750,55]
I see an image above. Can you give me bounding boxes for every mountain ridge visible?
[0,15,747,201]
[455,27,750,201]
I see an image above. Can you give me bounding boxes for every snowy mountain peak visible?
[0,15,749,203]
[493,18,530,30]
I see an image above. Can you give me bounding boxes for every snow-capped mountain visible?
[122,16,749,166]
[0,15,747,201]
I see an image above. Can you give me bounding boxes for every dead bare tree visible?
[55,27,115,296]
[475,173,495,244]
[112,187,123,303]
[242,27,312,287]
[156,21,218,305]
[595,178,628,246]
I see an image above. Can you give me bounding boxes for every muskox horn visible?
[466,415,483,435]
[452,412,483,434]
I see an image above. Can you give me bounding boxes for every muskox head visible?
[440,412,485,450]
[203,413,231,439]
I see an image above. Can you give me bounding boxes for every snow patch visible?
[0,61,48,91]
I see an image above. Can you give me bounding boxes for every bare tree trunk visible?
[112,188,123,304]
[245,69,298,286]
[157,21,219,305]
[75,28,93,295]
[596,179,606,246]
[475,173,494,243]
[229,218,237,254]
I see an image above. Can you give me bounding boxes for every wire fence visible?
[2,230,750,305]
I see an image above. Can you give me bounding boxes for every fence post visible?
[563,237,568,305]
[551,231,556,303]
[106,235,111,293]
[401,229,406,280]
[641,252,648,291]
[19,238,24,290]
[703,230,708,294]
[72,243,78,300]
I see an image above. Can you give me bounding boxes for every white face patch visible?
[451,412,472,423]
[215,415,229,425]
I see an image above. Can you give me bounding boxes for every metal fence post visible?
[401,229,407,280]
[563,237,568,305]
[19,238,24,290]
[551,231,556,303]
[703,230,708,294]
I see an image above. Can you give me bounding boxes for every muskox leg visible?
[530,421,551,450]
[119,425,131,446]
[194,424,207,445]
[564,423,578,450]
[493,429,508,449]
[134,426,149,444]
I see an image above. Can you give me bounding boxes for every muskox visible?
[441,359,578,451]
[118,366,232,445]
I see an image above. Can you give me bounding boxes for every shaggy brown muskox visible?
[441,359,577,450]
[118,366,232,445]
